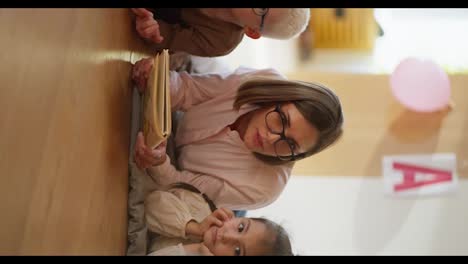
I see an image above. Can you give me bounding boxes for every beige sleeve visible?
[148,243,186,256]
[145,188,211,238]
[144,190,195,238]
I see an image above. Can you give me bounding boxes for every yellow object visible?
[142,49,172,149]
[310,8,377,50]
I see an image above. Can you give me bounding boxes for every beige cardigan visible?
[145,187,211,255]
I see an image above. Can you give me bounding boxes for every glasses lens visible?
[266,111,284,134]
[274,142,295,161]
[275,139,294,157]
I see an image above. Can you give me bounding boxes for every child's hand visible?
[132,58,154,92]
[186,208,235,238]
[201,208,235,231]
[131,8,164,44]
[134,132,167,170]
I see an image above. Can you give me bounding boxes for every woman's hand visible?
[134,132,167,170]
[132,57,154,92]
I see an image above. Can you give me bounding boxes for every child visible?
[131,8,311,57]
[145,183,292,256]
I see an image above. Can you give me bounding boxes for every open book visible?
[141,49,171,149]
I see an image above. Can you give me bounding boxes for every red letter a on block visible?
[392,162,452,192]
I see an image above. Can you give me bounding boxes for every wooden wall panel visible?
[0,9,153,255]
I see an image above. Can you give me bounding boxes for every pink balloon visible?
[390,57,451,112]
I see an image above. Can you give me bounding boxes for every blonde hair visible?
[262,8,310,39]
[234,78,344,165]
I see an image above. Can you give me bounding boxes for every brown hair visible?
[251,217,293,256]
[234,78,344,165]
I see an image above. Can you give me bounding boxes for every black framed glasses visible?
[252,8,269,32]
[265,104,298,161]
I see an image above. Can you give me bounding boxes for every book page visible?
[141,50,171,149]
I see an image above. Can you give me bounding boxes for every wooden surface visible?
[287,71,468,177]
[0,9,153,255]
[310,8,377,50]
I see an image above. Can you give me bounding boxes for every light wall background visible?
[192,8,468,255]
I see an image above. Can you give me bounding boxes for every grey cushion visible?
[126,88,149,256]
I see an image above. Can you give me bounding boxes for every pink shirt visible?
[148,67,293,210]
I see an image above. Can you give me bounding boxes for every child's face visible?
[242,102,318,160]
[202,217,270,256]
